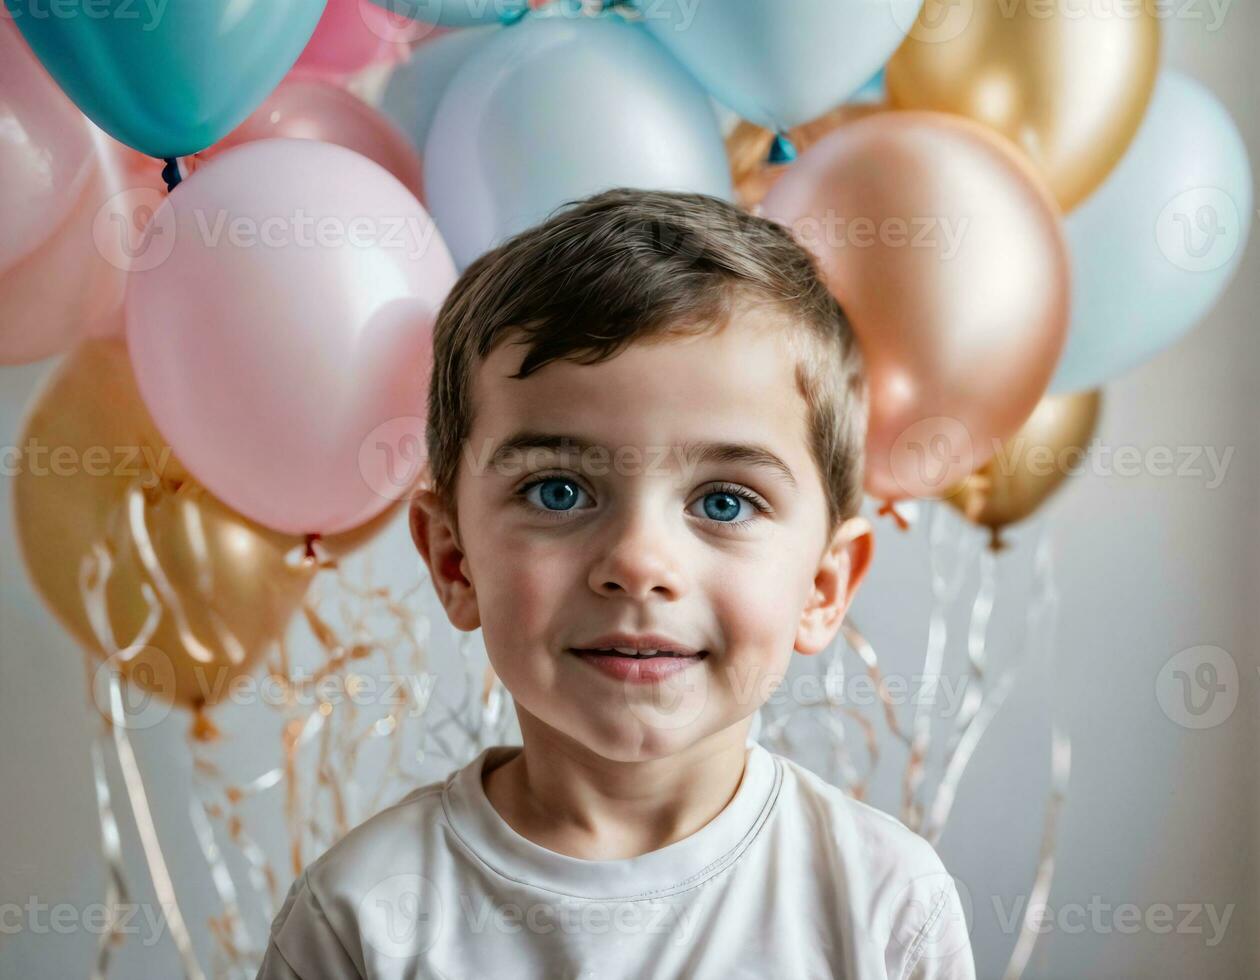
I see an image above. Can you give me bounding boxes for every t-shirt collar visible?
[442,740,781,901]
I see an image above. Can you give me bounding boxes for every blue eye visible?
[689,488,760,524]
[521,476,589,513]
[516,475,768,527]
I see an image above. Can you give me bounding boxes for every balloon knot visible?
[161,157,184,193]
[988,526,1009,553]
[767,132,797,165]
[877,499,911,532]
[499,4,529,24]
[304,533,321,562]
[189,704,221,743]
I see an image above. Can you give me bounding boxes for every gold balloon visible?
[886,0,1160,211]
[945,389,1102,548]
[13,337,320,714]
[727,103,888,210]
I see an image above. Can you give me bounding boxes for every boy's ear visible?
[795,515,874,656]
[409,490,481,632]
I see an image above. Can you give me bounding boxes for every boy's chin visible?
[542,710,747,765]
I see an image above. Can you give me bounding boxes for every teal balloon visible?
[381,26,499,157]
[3,0,327,158]
[639,0,922,131]
[1051,73,1253,393]
[370,0,526,28]
[423,14,733,269]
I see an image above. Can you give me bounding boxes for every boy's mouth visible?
[569,648,709,660]
[567,631,709,660]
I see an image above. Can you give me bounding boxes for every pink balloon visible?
[0,21,129,363]
[208,79,425,202]
[125,138,457,536]
[0,159,127,364]
[0,21,96,275]
[762,112,1070,503]
[293,0,411,80]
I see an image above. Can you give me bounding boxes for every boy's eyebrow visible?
[489,431,798,491]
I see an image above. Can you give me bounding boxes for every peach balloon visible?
[762,112,1071,502]
[207,79,425,202]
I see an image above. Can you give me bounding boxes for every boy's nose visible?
[588,513,687,602]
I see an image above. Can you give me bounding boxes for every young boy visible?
[257,189,975,979]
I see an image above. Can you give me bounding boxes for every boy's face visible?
[411,304,873,762]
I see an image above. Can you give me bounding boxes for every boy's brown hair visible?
[424,188,867,540]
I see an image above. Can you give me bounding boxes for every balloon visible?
[0,21,128,363]
[13,338,319,712]
[295,0,412,81]
[370,0,523,28]
[126,139,456,537]
[424,15,733,269]
[945,390,1102,550]
[0,20,94,274]
[3,0,327,158]
[1051,73,1252,393]
[380,25,498,160]
[886,0,1159,212]
[0,163,129,364]
[640,0,923,132]
[727,103,887,211]
[761,112,1070,503]
[208,80,425,202]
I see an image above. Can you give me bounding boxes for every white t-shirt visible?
[257,741,975,980]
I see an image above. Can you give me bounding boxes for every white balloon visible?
[1052,72,1252,393]
[423,15,734,269]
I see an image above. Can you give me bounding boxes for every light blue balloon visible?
[423,14,734,269]
[3,0,326,158]
[381,26,499,157]
[1051,72,1253,394]
[639,0,922,131]
[370,0,526,28]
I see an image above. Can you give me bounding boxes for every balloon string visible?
[79,544,207,980]
[88,736,132,980]
[1002,528,1069,980]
